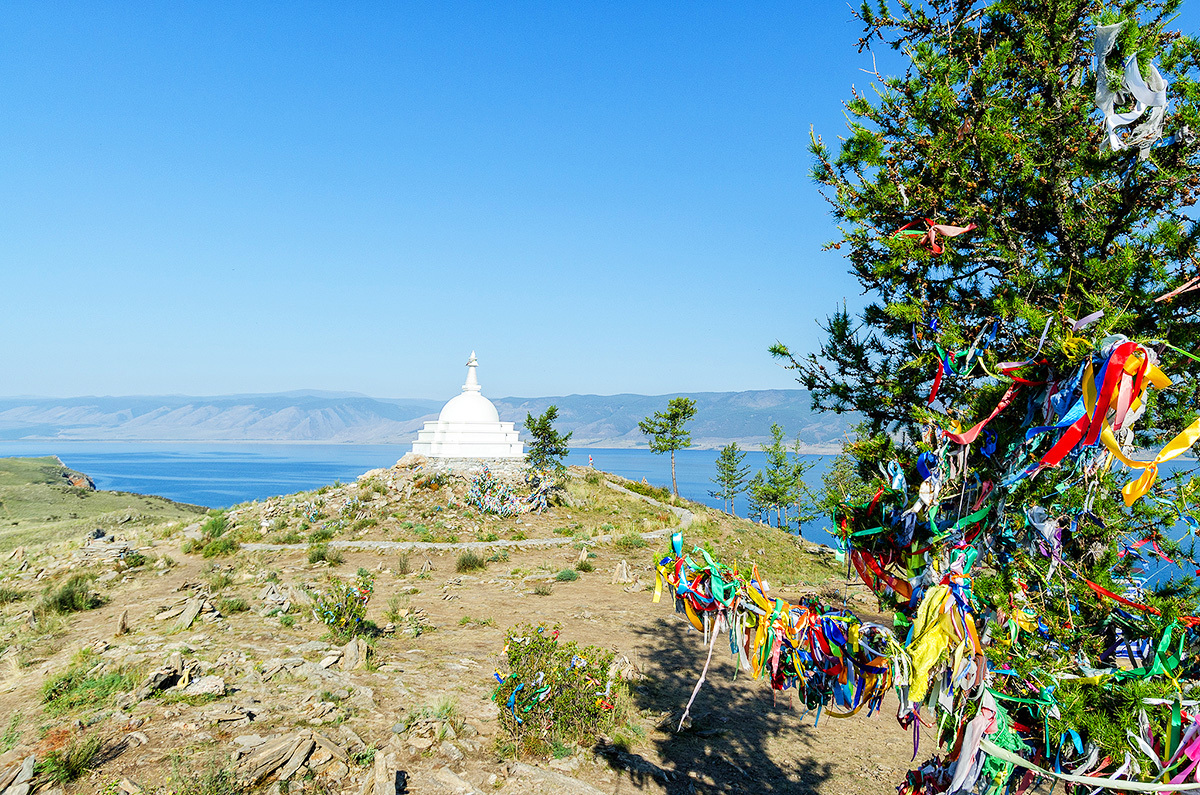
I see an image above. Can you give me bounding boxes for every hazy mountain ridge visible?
[0,390,855,451]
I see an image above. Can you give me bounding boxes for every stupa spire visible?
[411,351,523,459]
[463,351,481,392]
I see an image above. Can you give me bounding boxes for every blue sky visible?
[0,3,1102,399]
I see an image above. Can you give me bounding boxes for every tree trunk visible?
[731,496,736,518]
[670,450,678,496]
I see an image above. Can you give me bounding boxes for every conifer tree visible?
[747,423,816,531]
[524,406,572,476]
[765,0,1200,775]
[709,442,751,515]
[638,397,697,497]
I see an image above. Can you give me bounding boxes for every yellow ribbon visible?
[1077,355,1198,505]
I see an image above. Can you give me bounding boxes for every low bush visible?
[201,536,237,558]
[575,560,594,573]
[0,587,27,604]
[183,513,239,557]
[413,472,448,490]
[200,514,229,538]
[384,593,409,623]
[308,526,335,543]
[350,517,377,532]
[39,575,102,615]
[121,550,148,568]
[623,481,671,501]
[456,550,487,573]
[614,533,648,551]
[171,759,249,795]
[555,569,579,582]
[217,596,249,614]
[37,733,103,784]
[584,470,603,485]
[492,624,627,756]
[279,530,302,544]
[206,572,233,591]
[533,583,553,596]
[311,570,374,638]
[308,543,332,564]
[396,553,412,575]
[41,650,136,715]
[2,713,21,752]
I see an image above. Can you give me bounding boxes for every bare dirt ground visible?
[0,463,930,795]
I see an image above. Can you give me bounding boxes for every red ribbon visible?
[943,383,1020,445]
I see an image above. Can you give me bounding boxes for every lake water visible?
[0,441,840,545]
[0,442,1193,557]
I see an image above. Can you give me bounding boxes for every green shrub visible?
[308,543,329,564]
[279,530,302,544]
[533,583,553,596]
[614,533,647,551]
[1,713,20,752]
[37,733,102,784]
[575,560,594,573]
[584,470,602,485]
[217,596,249,614]
[555,569,579,582]
[350,517,377,532]
[311,570,375,638]
[623,481,671,501]
[122,550,148,568]
[279,614,296,627]
[413,472,448,490]
[492,624,627,756]
[39,575,102,615]
[201,536,237,558]
[170,760,249,795]
[308,526,335,543]
[456,550,487,573]
[206,572,233,591]
[201,514,229,538]
[396,554,411,575]
[41,651,136,715]
[0,587,27,604]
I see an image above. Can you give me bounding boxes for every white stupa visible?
[411,352,523,458]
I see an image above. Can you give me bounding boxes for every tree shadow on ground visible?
[594,614,836,794]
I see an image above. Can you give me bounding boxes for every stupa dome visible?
[410,352,523,459]
[438,391,501,424]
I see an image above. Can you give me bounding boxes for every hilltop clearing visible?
[0,458,916,795]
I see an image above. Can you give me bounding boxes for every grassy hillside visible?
[0,458,885,795]
[0,456,207,552]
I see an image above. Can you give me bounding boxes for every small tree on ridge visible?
[523,405,572,476]
[638,397,697,497]
[709,442,750,516]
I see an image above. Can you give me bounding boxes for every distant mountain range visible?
[0,390,855,452]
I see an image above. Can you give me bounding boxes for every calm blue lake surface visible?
[0,442,1193,557]
[0,442,840,544]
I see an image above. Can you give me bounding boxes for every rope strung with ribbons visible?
[654,323,1200,794]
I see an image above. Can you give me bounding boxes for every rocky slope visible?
[0,459,914,795]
